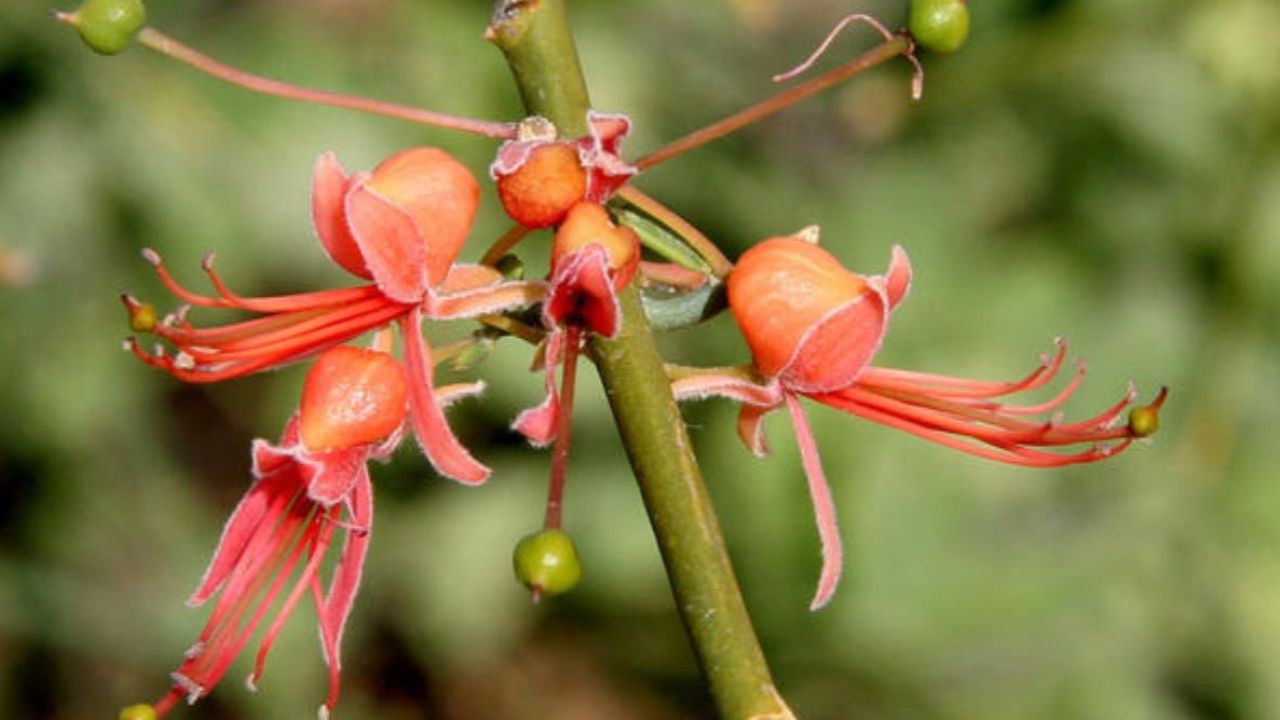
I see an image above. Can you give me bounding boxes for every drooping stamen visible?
[178,498,315,701]
[771,13,925,100]
[136,28,517,139]
[784,394,843,611]
[399,309,491,484]
[249,507,340,689]
[856,339,1069,400]
[635,28,915,170]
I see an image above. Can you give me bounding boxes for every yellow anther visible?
[118,703,157,720]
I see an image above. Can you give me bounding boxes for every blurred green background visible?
[2,0,1278,717]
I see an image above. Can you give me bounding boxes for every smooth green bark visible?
[488,2,792,717]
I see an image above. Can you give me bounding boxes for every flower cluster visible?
[122,147,547,717]
[69,2,1168,716]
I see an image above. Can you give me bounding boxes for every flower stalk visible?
[133,26,517,138]
[635,34,914,170]
[489,1,792,718]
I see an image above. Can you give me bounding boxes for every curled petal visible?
[873,244,912,312]
[439,263,505,293]
[428,279,548,321]
[784,394,843,611]
[489,137,541,179]
[512,388,559,447]
[399,310,491,485]
[512,331,565,446]
[345,180,430,303]
[780,287,888,394]
[299,446,369,507]
[576,111,638,202]
[435,381,488,409]
[315,471,373,713]
[737,403,776,458]
[311,152,370,280]
[545,244,623,337]
[671,370,784,407]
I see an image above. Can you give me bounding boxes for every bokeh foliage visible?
[1,0,1278,717]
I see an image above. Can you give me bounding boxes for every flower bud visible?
[494,253,525,281]
[497,143,587,229]
[299,346,408,452]
[729,236,892,392]
[513,528,582,598]
[552,202,639,285]
[364,148,480,286]
[63,0,146,55]
[909,0,970,54]
[118,704,157,720]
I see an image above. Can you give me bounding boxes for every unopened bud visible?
[60,0,146,56]
[494,254,525,281]
[497,143,588,229]
[552,202,639,281]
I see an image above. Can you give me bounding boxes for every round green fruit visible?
[513,528,582,596]
[909,0,970,54]
[70,0,146,55]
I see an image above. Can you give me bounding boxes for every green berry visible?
[67,0,146,55]
[513,528,582,597]
[909,0,970,54]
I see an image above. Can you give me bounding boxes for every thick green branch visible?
[488,2,792,718]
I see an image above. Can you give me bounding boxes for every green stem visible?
[488,2,792,718]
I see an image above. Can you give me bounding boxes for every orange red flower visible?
[674,233,1166,609]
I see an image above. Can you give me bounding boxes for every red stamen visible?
[250,508,339,689]
[170,299,404,361]
[183,504,314,698]
[817,390,1138,467]
[134,302,409,383]
[143,247,384,313]
[857,340,1069,399]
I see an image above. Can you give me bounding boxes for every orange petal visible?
[345,182,431,303]
[311,153,371,280]
[299,346,408,453]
